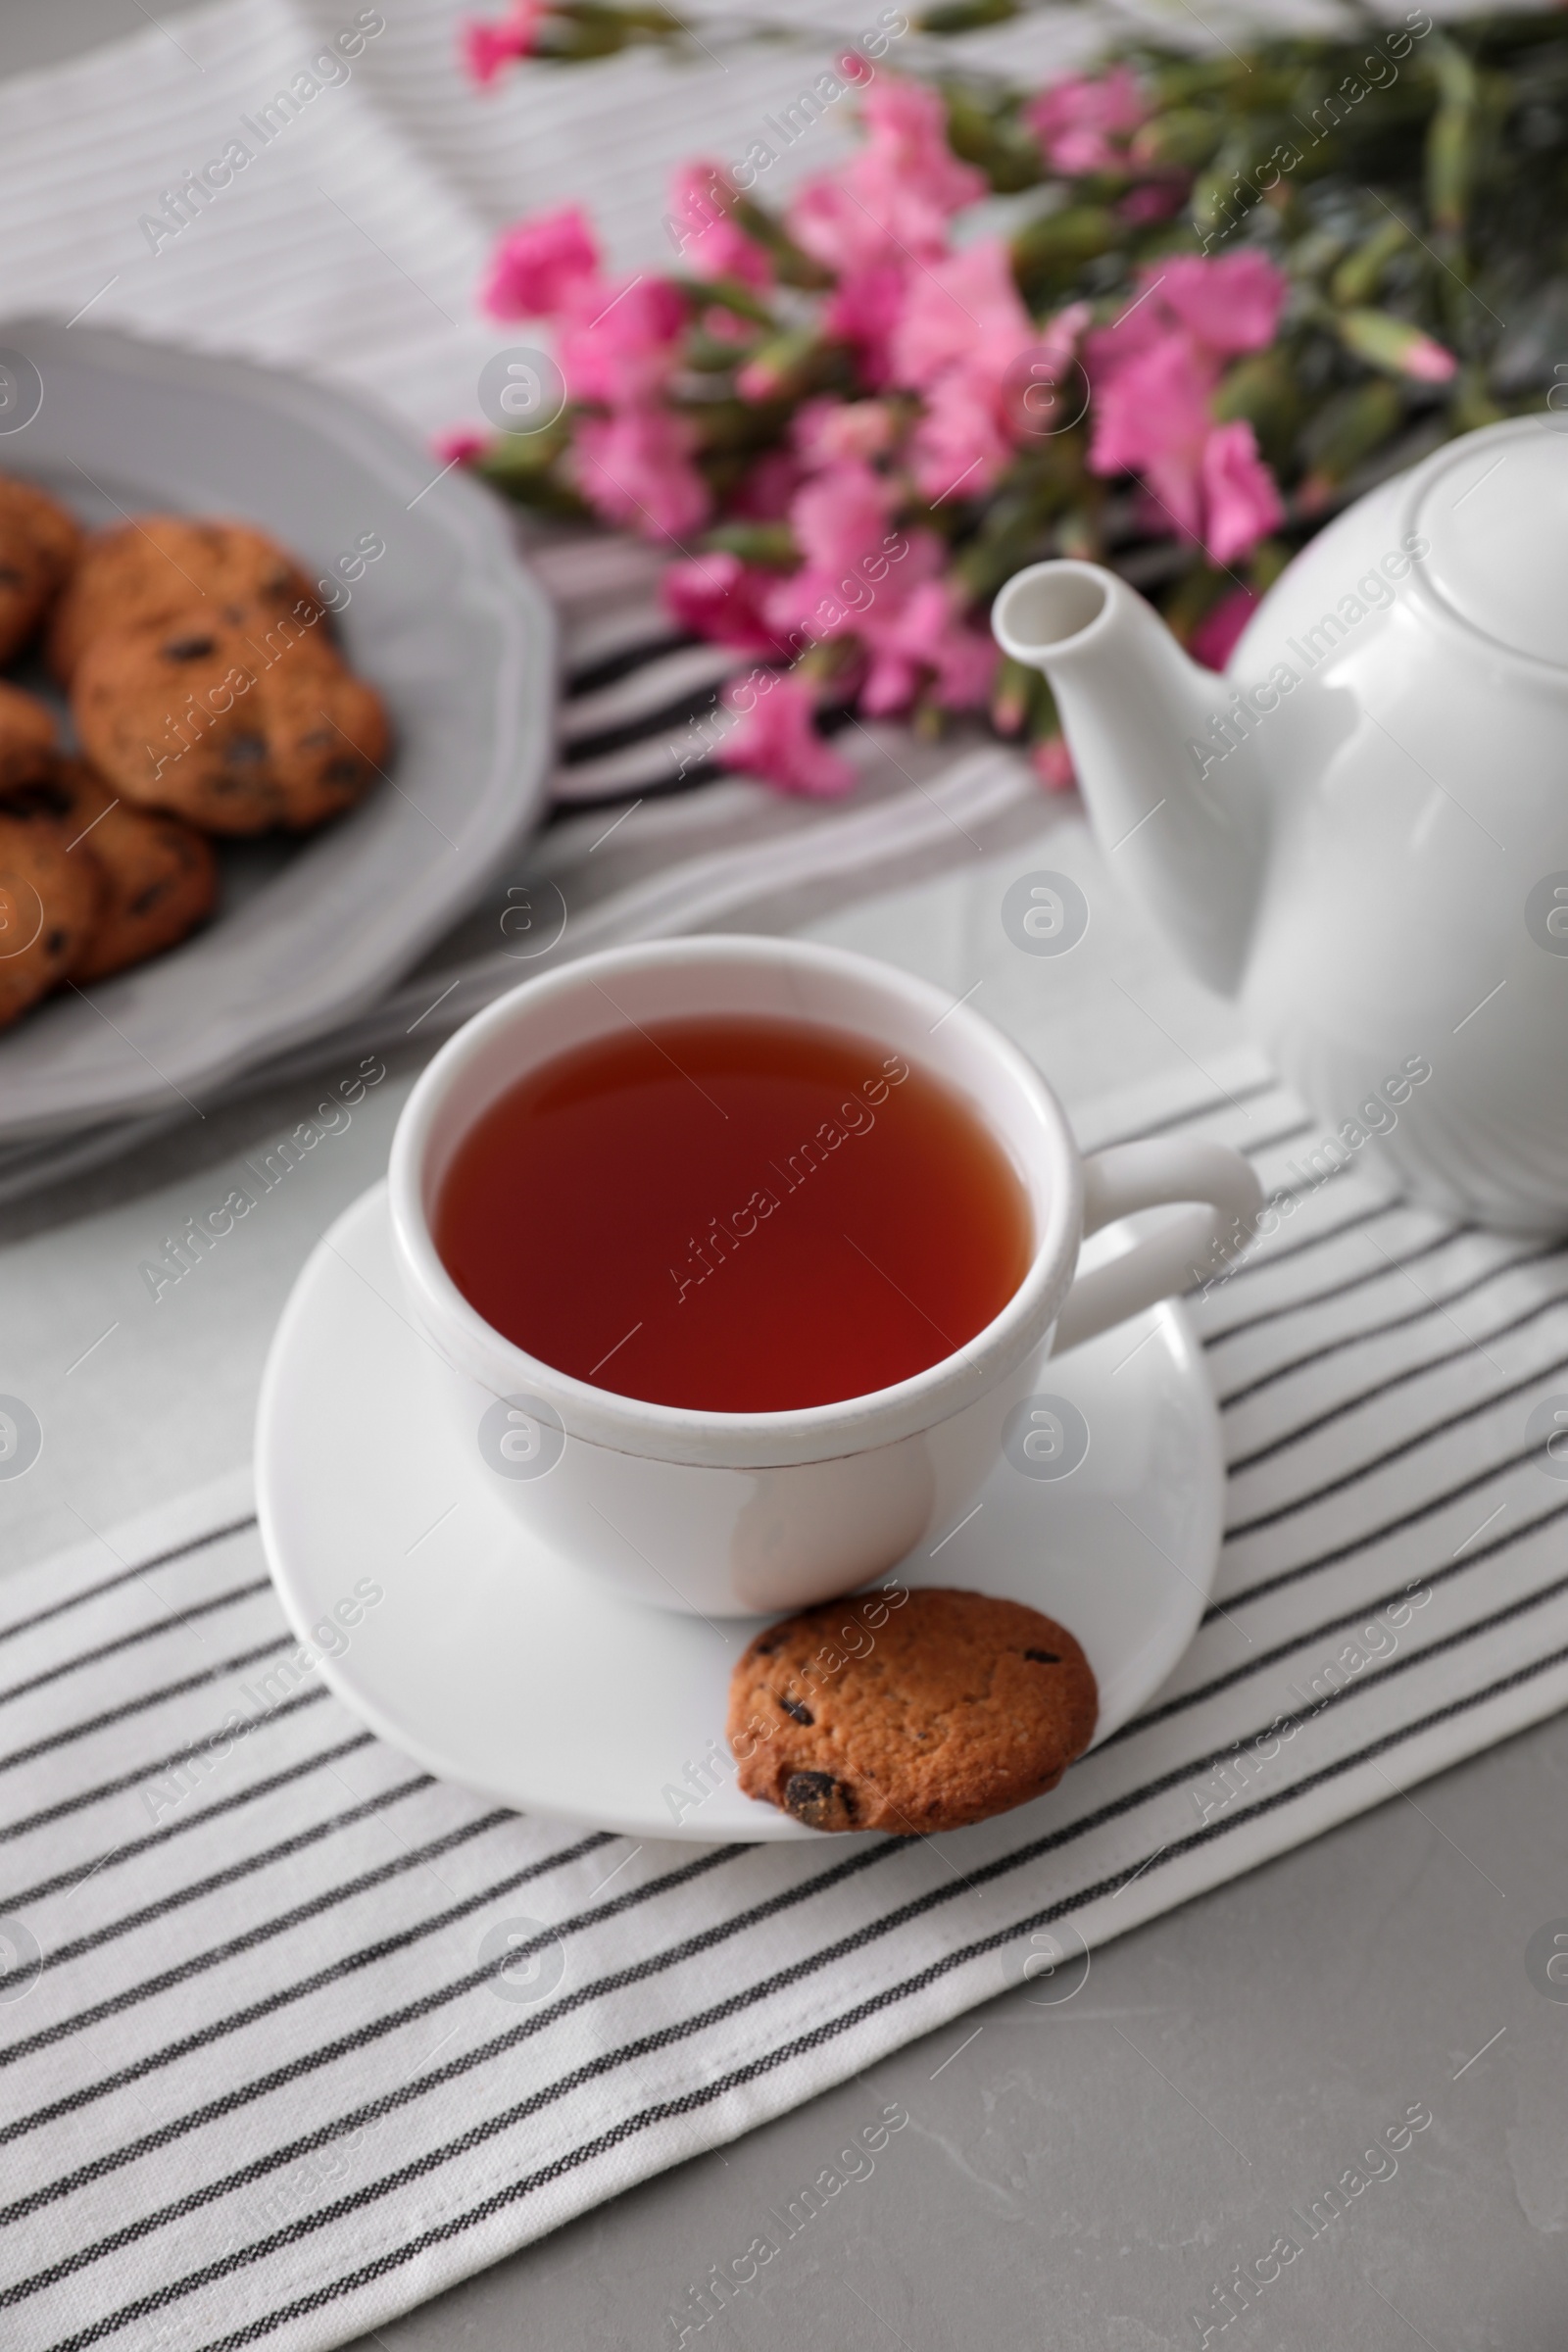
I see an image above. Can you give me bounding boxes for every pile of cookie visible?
[0,470,390,1030]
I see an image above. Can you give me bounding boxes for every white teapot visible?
[993,416,1568,1233]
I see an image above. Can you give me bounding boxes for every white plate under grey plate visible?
[0,317,554,1142]
[256,1182,1225,1843]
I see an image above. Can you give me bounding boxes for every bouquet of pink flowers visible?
[451,5,1558,795]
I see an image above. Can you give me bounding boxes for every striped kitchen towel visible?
[4,1067,1567,2352]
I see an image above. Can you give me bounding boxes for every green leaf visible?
[474,430,587,517]
[1248,537,1291,595]
[673,274,774,327]
[1210,350,1301,460]
[990,653,1036,734]
[1451,365,1505,432]
[1134,106,1223,172]
[1298,378,1404,482]
[916,0,1019,30]
[1329,214,1411,307]
[682,332,758,373]
[944,85,1046,192]
[731,199,834,291]
[733,324,831,401]
[1425,35,1478,234]
[1161,564,1234,649]
[700,521,798,567]
[1010,205,1122,299]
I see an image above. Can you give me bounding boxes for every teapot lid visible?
[1413,421,1568,668]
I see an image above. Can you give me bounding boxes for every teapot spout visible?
[994,560,1268,998]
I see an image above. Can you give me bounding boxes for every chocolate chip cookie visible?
[0,474,82,665]
[47,515,323,683]
[729,1586,1099,1834]
[72,606,390,834]
[0,800,102,1027]
[0,681,60,793]
[3,760,218,982]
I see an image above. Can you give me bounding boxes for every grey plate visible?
[0,318,554,1141]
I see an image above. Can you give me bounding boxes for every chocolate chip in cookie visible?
[728,1586,1099,1835]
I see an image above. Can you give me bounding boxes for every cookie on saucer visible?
[3,760,218,981]
[47,514,322,682]
[728,1586,1099,1834]
[0,800,102,1027]
[73,608,389,834]
[0,680,59,793]
[0,474,82,665]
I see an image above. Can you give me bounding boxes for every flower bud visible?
[1335,308,1457,383]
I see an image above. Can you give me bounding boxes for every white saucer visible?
[256,1183,1223,1842]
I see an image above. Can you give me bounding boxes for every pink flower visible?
[891,241,1042,501]
[1090,252,1287,381]
[787,181,894,279]
[788,77,984,272]
[1089,327,1214,536]
[1190,586,1258,671]
[1157,251,1288,356]
[701,305,752,345]
[764,523,944,650]
[1200,421,1283,565]
[730,448,801,520]
[1032,736,1077,791]
[719,672,857,797]
[859,577,998,715]
[762,459,897,645]
[462,1,548,85]
[1119,180,1186,224]
[821,265,906,388]
[573,408,709,540]
[1087,254,1288,552]
[890,239,1032,392]
[1038,297,1094,368]
[667,163,772,290]
[790,460,893,576]
[558,275,688,406]
[1085,282,1173,378]
[483,205,599,319]
[933,623,1001,711]
[662,552,778,653]
[996,298,1093,451]
[433,426,488,466]
[858,77,985,215]
[793,398,897,467]
[906,369,1015,505]
[1027,65,1148,176]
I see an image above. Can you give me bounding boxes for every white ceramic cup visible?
[388,936,1260,1617]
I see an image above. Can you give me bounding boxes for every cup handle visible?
[1052,1138,1263,1354]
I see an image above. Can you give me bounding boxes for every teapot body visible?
[1221,424,1568,1230]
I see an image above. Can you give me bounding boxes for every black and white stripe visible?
[6,1076,1568,2352]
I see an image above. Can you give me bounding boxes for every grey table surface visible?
[7,6,1568,2348]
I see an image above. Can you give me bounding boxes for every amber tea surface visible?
[434,1012,1033,1412]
